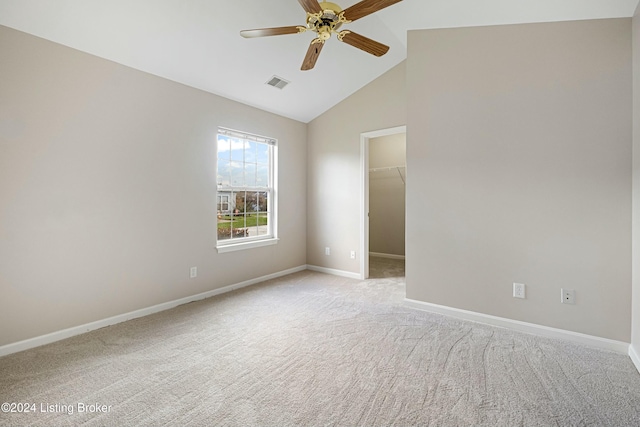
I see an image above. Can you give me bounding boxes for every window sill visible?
[216,238,279,253]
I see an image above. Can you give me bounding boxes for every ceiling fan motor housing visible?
[319,2,343,14]
[307,2,346,38]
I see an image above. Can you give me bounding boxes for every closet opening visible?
[359,126,406,279]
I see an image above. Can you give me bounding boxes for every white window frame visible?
[216,127,278,253]
[217,194,230,213]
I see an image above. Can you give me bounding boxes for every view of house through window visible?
[216,128,275,244]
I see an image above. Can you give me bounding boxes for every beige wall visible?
[369,134,406,256]
[3,15,637,349]
[406,19,632,342]
[307,62,406,272]
[0,26,307,346]
[633,7,640,355]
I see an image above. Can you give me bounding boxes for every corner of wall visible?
[305,61,407,273]
[632,2,640,366]
[630,343,640,373]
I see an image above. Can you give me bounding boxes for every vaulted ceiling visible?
[1,0,638,122]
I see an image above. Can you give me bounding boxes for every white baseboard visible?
[306,265,361,280]
[404,298,630,354]
[369,252,405,260]
[630,344,640,373]
[0,265,307,358]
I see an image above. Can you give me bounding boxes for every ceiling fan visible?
[240,0,403,71]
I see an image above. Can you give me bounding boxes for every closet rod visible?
[369,165,406,185]
[369,165,405,172]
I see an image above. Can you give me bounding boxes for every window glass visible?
[216,128,276,246]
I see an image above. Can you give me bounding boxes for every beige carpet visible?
[1,258,639,426]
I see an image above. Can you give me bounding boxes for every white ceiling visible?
[0,0,638,123]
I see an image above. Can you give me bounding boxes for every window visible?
[216,127,277,251]
[217,195,230,213]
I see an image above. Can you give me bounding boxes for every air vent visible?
[266,75,290,90]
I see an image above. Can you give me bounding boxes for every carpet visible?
[1,261,639,426]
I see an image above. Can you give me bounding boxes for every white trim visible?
[216,127,277,249]
[0,265,306,358]
[360,133,369,280]
[216,237,279,253]
[361,126,407,139]
[218,127,276,145]
[360,125,407,281]
[404,298,630,354]
[630,344,640,373]
[306,265,361,280]
[272,144,279,240]
[369,252,406,260]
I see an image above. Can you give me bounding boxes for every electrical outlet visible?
[325,247,330,256]
[561,288,576,304]
[513,283,526,299]
[190,267,197,279]
[350,250,356,259]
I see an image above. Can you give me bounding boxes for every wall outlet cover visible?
[561,288,576,304]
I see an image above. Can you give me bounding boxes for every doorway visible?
[359,126,407,279]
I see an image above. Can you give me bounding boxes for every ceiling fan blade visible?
[342,0,403,22]
[339,31,389,57]
[298,0,322,14]
[301,40,324,70]
[240,26,303,38]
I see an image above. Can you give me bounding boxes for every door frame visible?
[359,125,407,279]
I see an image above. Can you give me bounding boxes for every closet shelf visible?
[369,165,406,184]
[369,165,405,172]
